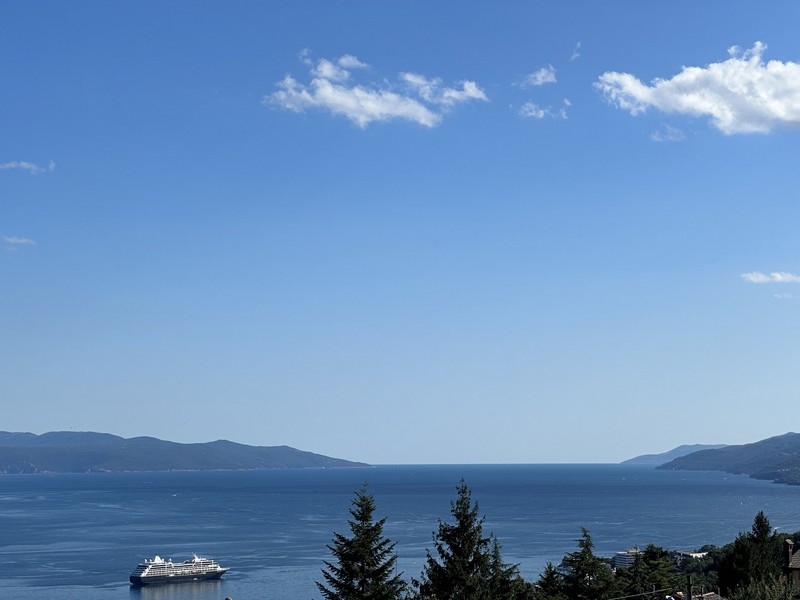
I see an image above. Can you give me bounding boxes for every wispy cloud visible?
[518,56,572,120]
[337,54,367,70]
[401,73,486,107]
[520,99,569,120]
[650,125,686,143]
[523,65,557,87]
[0,160,55,175]
[570,42,582,62]
[4,236,35,245]
[596,42,800,134]
[741,271,800,283]
[266,53,487,128]
[4,236,36,251]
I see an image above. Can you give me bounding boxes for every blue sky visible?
[3,2,800,464]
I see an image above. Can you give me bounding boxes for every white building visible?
[612,547,641,569]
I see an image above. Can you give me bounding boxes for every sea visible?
[2,464,800,600]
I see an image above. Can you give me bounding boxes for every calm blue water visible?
[2,464,800,600]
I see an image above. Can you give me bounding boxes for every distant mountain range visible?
[0,431,369,474]
[9,431,800,479]
[621,444,728,466]
[657,432,800,485]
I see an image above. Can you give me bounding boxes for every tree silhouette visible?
[317,485,406,600]
[414,479,531,599]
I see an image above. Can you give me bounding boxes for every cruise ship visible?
[129,554,230,586]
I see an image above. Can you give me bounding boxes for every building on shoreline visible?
[612,547,641,569]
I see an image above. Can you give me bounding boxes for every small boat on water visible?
[129,554,229,586]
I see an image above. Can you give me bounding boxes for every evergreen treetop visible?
[414,479,532,600]
[317,485,406,600]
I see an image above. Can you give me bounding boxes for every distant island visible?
[0,431,369,474]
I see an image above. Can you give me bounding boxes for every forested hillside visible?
[659,432,800,485]
[0,431,368,473]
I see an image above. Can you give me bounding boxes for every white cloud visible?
[0,160,54,175]
[596,42,800,134]
[519,99,569,120]
[650,125,686,142]
[570,42,582,62]
[401,72,488,105]
[298,48,313,66]
[524,65,557,87]
[337,55,367,70]
[271,75,441,127]
[312,58,351,82]
[520,102,547,119]
[741,271,800,283]
[3,235,36,246]
[432,79,487,106]
[267,53,487,128]
[401,73,441,103]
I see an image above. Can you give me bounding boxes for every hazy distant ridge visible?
[0,431,368,473]
[621,444,727,466]
[657,432,800,485]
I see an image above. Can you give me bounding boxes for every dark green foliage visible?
[613,552,647,597]
[534,562,567,600]
[560,528,614,600]
[489,540,537,600]
[614,544,680,599]
[642,544,678,587]
[677,548,719,593]
[317,486,406,600]
[728,576,796,600]
[532,535,611,600]
[316,491,794,600]
[718,511,782,596]
[750,511,782,578]
[414,480,532,600]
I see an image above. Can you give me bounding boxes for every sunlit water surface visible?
[2,464,800,599]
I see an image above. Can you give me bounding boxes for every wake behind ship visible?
[129,554,229,586]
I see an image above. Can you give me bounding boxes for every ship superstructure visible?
[129,554,229,586]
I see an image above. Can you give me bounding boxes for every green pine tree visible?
[560,528,613,600]
[749,511,781,583]
[718,511,782,596]
[414,480,530,600]
[317,485,406,600]
[535,562,567,600]
[614,544,680,599]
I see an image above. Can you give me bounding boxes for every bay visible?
[2,464,800,600]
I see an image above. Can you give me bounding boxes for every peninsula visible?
[0,431,369,473]
[658,432,800,485]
